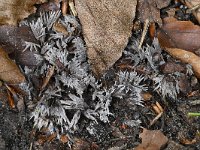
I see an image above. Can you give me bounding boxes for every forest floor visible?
[1,0,200,150]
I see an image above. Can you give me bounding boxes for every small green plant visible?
[188,112,200,117]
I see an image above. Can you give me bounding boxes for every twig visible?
[150,112,163,126]
[62,0,69,15]
[69,0,77,16]
[156,101,163,112]
[29,142,33,150]
[150,101,164,126]
[138,19,149,49]
[187,4,200,13]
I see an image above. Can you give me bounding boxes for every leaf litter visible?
[0,0,200,150]
[135,128,168,150]
[75,0,137,77]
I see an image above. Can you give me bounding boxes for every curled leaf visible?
[158,18,200,52]
[0,47,25,84]
[164,48,200,79]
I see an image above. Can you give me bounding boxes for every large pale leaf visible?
[0,0,45,25]
[75,0,137,77]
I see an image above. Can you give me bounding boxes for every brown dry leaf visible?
[37,132,57,144]
[0,47,25,84]
[0,25,38,66]
[60,135,69,143]
[141,92,152,101]
[180,137,196,145]
[185,0,200,24]
[160,61,185,74]
[17,96,25,111]
[164,48,200,79]
[0,0,46,26]
[137,0,171,25]
[53,22,69,36]
[157,18,200,52]
[41,66,55,90]
[61,0,69,15]
[177,75,191,94]
[7,90,15,109]
[72,138,90,150]
[75,0,137,77]
[135,128,168,150]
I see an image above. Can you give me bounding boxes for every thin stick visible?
[156,101,164,112]
[152,104,161,114]
[62,0,69,15]
[187,4,200,13]
[138,19,149,49]
[29,142,33,150]
[69,0,77,16]
[150,112,163,126]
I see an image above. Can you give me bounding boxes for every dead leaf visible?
[35,1,60,15]
[0,47,25,84]
[137,0,171,25]
[135,128,168,150]
[61,0,69,15]
[37,132,57,145]
[75,0,137,77]
[72,138,90,150]
[154,0,171,9]
[158,18,200,52]
[185,0,200,24]
[17,96,25,111]
[149,23,156,39]
[177,75,191,94]
[0,0,44,26]
[160,61,185,74]
[164,48,200,79]
[46,133,57,142]
[166,8,176,18]
[180,137,197,145]
[141,92,152,101]
[60,135,69,143]
[6,84,26,111]
[7,90,15,109]
[41,65,55,90]
[53,22,69,36]
[0,25,39,66]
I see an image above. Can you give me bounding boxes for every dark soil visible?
[1,83,200,150]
